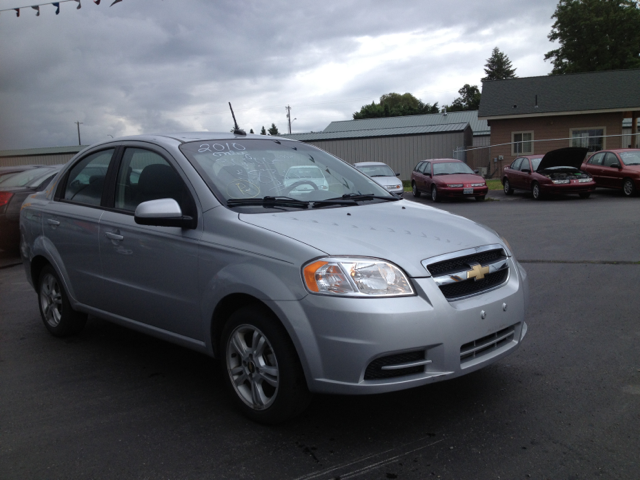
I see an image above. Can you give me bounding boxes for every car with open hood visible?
[502,147,594,200]
[354,161,403,195]
[580,149,640,197]
[411,158,488,202]
[20,133,528,423]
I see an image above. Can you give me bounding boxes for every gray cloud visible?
[0,0,560,149]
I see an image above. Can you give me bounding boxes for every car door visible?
[97,145,204,340]
[602,152,623,188]
[519,158,535,190]
[41,148,117,306]
[582,152,605,185]
[506,158,523,189]
[420,162,432,191]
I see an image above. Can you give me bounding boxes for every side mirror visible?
[611,163,621,169]
[395,172,400,177]
[474,169,479,174]
[134,198,196,229]
[522,168,531,174]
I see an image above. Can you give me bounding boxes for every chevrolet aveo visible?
[20,133,529,423]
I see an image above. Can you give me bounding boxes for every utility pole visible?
[74,121,83,145]
[286,105,292,134]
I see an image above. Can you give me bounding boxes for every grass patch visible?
[486,179,502,191]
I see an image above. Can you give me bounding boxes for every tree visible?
[483,47,517,81]
[260,126,267,135]
[545,0,640,74]
[353,93,439,119]
[442,84,481,112]
[250,128,254,134]
[268,123,279,135]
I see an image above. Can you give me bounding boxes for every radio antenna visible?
[228,102,246,136]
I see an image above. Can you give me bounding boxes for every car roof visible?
[595,148,640,153]
[423,158,463,163]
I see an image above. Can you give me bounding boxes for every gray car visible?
[20,133,528,423]
[354,161,404,195]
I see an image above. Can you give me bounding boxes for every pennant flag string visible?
[0,0,122,16]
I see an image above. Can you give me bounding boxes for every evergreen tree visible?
[268,123,279,135]
[260,126,267,135]
[483,47,517,81]
[250,128,254,134]
[545,0,640,74]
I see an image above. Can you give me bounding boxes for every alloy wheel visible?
[39,273,63,328]
[623,179,634,196]
[226,324,279,410]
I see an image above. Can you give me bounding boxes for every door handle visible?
[105,231,124,241]
[47,219,60,227]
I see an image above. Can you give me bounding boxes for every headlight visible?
[578,178,591,183]
[471,183,485,187]
[303,258,414,297]
[447,184,464,188]
[385,184,401,190]
[552,179,570,184]
[500,235,514,257]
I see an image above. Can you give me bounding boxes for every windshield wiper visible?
[226,196,310,209]
[313,193,400,207]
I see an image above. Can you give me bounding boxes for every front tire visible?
[503,178,514,195]
[623,178,636,197]
[221,305,312,424]
[532,182,543,200]
[411,182,421,198]
[38,265,87,337]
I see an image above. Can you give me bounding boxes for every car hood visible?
[536,147,588,171]
[239,200,503,277]
[433,173,484,184]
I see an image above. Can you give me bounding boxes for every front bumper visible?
[440,185,489,199]
[539,181,596,194]
[279,258,528,395]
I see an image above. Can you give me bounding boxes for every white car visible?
[355,162,403,195]
[283,165,329,194]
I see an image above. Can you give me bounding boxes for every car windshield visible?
[180,138,391,204]
[432,162,474,175]
[620,152,640,165]
[0,167,56,188]
[531,158,543,170]
[356,164,395,177]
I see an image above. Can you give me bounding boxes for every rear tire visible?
[503,178,514,195]
[37,265,87,337]
[221,305,312,424]
[623,178,636,197]
[411,182,421,198]
[532,182,543,200]
[431,185,440,202]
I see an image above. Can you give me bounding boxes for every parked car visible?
[502,147,594,200]
[354,162,403,195]
[283,165,329,194]
[411,158,488,202]
[580,149,640,197]
[0,166,62,252]
[21,133,528,423]
[0,165,44,185]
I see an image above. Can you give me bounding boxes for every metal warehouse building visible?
[283,110,490,180]
[0,145,87,167]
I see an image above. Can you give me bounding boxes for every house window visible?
[570,128,605,152]
[512,132,533,155]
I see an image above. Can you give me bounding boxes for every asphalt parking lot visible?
[1,188,639,479]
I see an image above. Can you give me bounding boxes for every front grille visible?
[425,248,509,300]
[364,350,427,380]
[427,249,504,276]
[460,325,516,365]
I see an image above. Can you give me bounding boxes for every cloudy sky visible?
[0,0,561,150]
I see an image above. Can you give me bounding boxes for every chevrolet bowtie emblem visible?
[467,263,490,281]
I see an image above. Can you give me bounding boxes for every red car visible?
[411,158,488,202]
[502,147,595,200]
[580,149,640,197]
